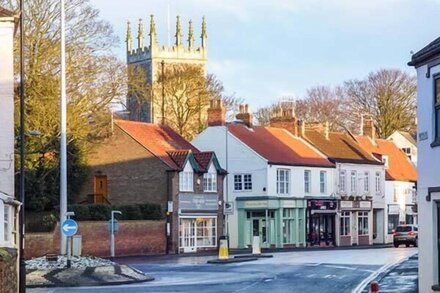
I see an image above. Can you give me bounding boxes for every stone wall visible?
[25,220,166,259]
[0,248,17,293]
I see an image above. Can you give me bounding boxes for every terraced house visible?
[193,101,337,249]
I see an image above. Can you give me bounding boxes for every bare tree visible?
[343,69,416,138]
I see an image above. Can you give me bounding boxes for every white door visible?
[181,219,197,253]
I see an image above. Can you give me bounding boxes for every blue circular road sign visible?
[61,219,78,237]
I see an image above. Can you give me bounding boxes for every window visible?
[304,170,311,194]
[382,155,389,169]
[234,174,252,191]
[364,172,369,193]
[350,171,357,194]
[179,171,194,192]
[3,205,9,243]
[375,172,381,194]
[402,147,412,160]
[358,211,369,235]
[283,208,295,244]
[277,169,290,195]
[435,77,440,141]
[339,170,346,193]
[203,173,217,192]
[320,171,327,194]
[180,217,217,248]
[340,212,350,236]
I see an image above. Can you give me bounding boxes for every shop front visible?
[178,193,223,253]
[338,200,373,246]
[306,198,338,247]
[236,196,306,249]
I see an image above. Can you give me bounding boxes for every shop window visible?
[304,170,311,194]
[388,214,399,234]
[364,172,369,192]
[234,174,252,191]
[350,171,357,194]
[375,172,381,195]
[277,169,290,195]
[180,217,217,249]
[358,211,369,235]
[3,205,9,242]
[339,170,346,193]
[203,173,217,192]
[283,208,295,244]
[340,211,350,236]
[179,171,194,192]
[320,171,327,194]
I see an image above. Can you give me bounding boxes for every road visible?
[29,247,416,293]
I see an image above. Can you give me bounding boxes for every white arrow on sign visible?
[63,224,76,232]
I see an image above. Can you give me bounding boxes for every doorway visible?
[309,214,335,246]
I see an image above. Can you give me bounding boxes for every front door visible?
[181,219,196,253]
[251,218,267,246]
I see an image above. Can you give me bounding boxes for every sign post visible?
[109,210,122,258]
[61,212,77,268]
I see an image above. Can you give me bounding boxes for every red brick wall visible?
[0,248,17,293]
[25,220,166,259]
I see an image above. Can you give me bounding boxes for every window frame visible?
[340,211,351,236]
[179,171,194,192]
[375,171,381,195]
[233,174,252,191]
[304,170,311,194]
[319,171,327,194]
[433,75,440,146]
[276,169,290,195]
[364,171,369,193]
[339,170,346,193]
[358,211,369,236]
[203,172,217,192]
[350,171,357,194]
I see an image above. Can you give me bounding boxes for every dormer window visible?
[203,164,217,192]
[179,162,194,192]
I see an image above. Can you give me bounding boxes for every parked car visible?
[393,225,418,248]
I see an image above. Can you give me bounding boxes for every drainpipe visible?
[166,171,171,254]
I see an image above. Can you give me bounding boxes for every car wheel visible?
[405,244,410,247]
[415,238,418,247]
[394,243,399,248]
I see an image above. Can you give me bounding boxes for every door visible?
[94,174,108,203]
[181,219,196,253]
[251,218,267,247]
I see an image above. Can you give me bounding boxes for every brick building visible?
[80,120,226,253]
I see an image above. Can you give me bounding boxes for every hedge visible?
[69,203,164,221]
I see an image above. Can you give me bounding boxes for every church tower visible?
[126,15,208,123]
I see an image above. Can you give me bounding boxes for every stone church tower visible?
[126,15,208,123]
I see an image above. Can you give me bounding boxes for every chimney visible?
[270,106,298,136]
[306,121,330,139]
[207,98,225,126]
[362,116,376,140]
[236,104,253,127]
[298,120,305,137]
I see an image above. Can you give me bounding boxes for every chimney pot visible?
[235,103,252,127]
[208,98,225,126]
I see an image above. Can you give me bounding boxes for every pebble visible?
[26,255,115,270]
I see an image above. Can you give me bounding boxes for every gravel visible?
[26,255,115,270]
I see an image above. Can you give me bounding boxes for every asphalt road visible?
[29,247,416,293]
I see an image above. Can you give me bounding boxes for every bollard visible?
[219,238,229,260]
[370,281,379,293]
[252,236,261,255]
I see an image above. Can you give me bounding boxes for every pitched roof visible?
[357,136,417,182]
[397,131,417,146]
[115,120,198,170]
[167,150,191,169]
[303,130,382,165]
[227,124,334,168]
[408,36,440,67]
[0,7,14,17]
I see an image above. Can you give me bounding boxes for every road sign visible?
[61,219,78,237]
[224,202,234,215]
[107,219,119,234]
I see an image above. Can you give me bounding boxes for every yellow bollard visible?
[252,236,261,255]
[219,238,229,260]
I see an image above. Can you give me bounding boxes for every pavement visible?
[26,264,153,288]
[27,247,416,293]
[360,253,418,293]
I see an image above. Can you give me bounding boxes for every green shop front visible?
[236,196,307,248]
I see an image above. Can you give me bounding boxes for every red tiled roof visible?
[194,152,214,171]
[357,136,417,182]
[228,124,334,168]
[115,120,199,169]
[304,130,382,165]
[167,150,191,169]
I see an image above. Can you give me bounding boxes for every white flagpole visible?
[60,0,68,255]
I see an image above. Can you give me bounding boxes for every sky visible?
[91,0,440,109]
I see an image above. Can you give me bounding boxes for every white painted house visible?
[388,131,418,166]
[409,35,440,292]
[0,7,19,249]
[193,102,337,249]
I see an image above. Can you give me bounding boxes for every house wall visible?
[416,62,440,292]
[193,126,268,248]
[80,126,169,207]
[388,132,418,166]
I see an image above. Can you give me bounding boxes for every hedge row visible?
[69,203,164,221]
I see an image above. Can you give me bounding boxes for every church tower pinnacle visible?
[175,16,182,47]
[126,21,132,52]
[201,16,207,49]
[188,20,195,49]
[137,18,144,49]
[149,14,157,47]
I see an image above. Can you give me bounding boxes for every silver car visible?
[393,225,418,248]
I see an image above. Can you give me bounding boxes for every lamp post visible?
[161,59,165,124]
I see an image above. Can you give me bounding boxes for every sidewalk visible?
[361,253,418,293]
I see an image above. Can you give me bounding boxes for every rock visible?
[26,255,115,270]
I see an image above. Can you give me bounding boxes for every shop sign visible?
[283,200,297,208]
[359,201,371,209]
[308,199,337,210]
[388,204,400,215]
[179,194,218,211]
[340,200,371,210]
[244,201,268,209]
[340,201,353,209]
